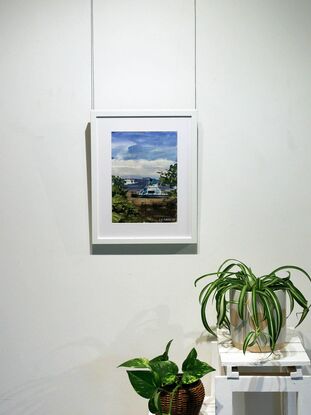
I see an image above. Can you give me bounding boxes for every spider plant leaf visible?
[215,283,241,327]
[261,292,278,351]
[212,279,240,304]
[199,279,222,336]
[251,285,259,328]
[217,261,240,280]
[257,277,263,291]
[233,259,256,284]
[201,297,217,337]
[200,279,221,305]
[199,279,220,303]
[286,281,310,326]
[194,272,219,286]
[202,278,232,304]
[201,308,217,336]
[217,293,227,327]
[286,281,308,308]
[194,271,235,287]
[218,282,243,295]
[218,259,249,273]
[217,259,238,273]
[238,285,248,320]
[282,271,291,281]
[243,331,255,354]
[270,265,311,283]
[223,314,231,331]
[258,292,276,351]
[295,306,310,327]
[265,289,283,338]
[286,288,295,317]
[217,260,251,286]
[198,283,212,304]
[264,276,279,287]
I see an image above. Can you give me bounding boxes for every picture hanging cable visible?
[90,0,197,110]
[194,0,197,110]
[91,0,95,109]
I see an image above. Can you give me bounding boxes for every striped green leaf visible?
[238,285,248,320]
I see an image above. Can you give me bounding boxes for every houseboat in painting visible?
[138,183,168,198]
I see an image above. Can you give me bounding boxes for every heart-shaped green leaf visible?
[118,358,150,368]
[182,348,197,371]
[150,339,173,363]
[181,372,200,384]
[149,360,178,386]
[127,370,157,399]
[148,391,162,414]
[182,358,215,384]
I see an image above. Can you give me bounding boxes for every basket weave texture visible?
[157,380,205,415]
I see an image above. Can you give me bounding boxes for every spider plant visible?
[195,259,311,353]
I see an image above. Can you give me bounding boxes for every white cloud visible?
[111,139,135,160]
[112,159,175,178]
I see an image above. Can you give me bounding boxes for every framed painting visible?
[91,110,197,244]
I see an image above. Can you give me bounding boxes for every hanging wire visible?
[194,0,197,110]
[91,0,95,109]
[90,0,197,110]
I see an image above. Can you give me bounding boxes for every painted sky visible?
[111,131,177,178]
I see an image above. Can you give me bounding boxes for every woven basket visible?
[157,380,205,415]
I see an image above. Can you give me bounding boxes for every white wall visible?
[0,1,310,415]
[93,0,195,109]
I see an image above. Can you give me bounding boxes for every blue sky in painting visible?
[111,131,177,161]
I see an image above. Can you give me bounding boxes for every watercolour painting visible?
[111,131,177,224]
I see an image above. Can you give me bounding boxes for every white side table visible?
[215,328,311,415]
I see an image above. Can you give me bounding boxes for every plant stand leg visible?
[282,392,297,415]
[215,376,233,415]
[297,378,311,415]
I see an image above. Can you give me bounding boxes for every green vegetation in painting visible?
[159,163,177,189]
[159,162,177,200]
[112,176,140,223]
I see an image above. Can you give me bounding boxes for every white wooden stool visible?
[215,328,311,415]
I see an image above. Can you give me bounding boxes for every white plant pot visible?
[229,289,286,352]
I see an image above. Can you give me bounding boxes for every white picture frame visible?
[91,110,197,245]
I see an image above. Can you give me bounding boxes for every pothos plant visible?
[118,340,215,415]
[195,259,311,353]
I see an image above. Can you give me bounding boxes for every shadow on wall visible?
[84,124,197,255]
[0,305,184,415]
